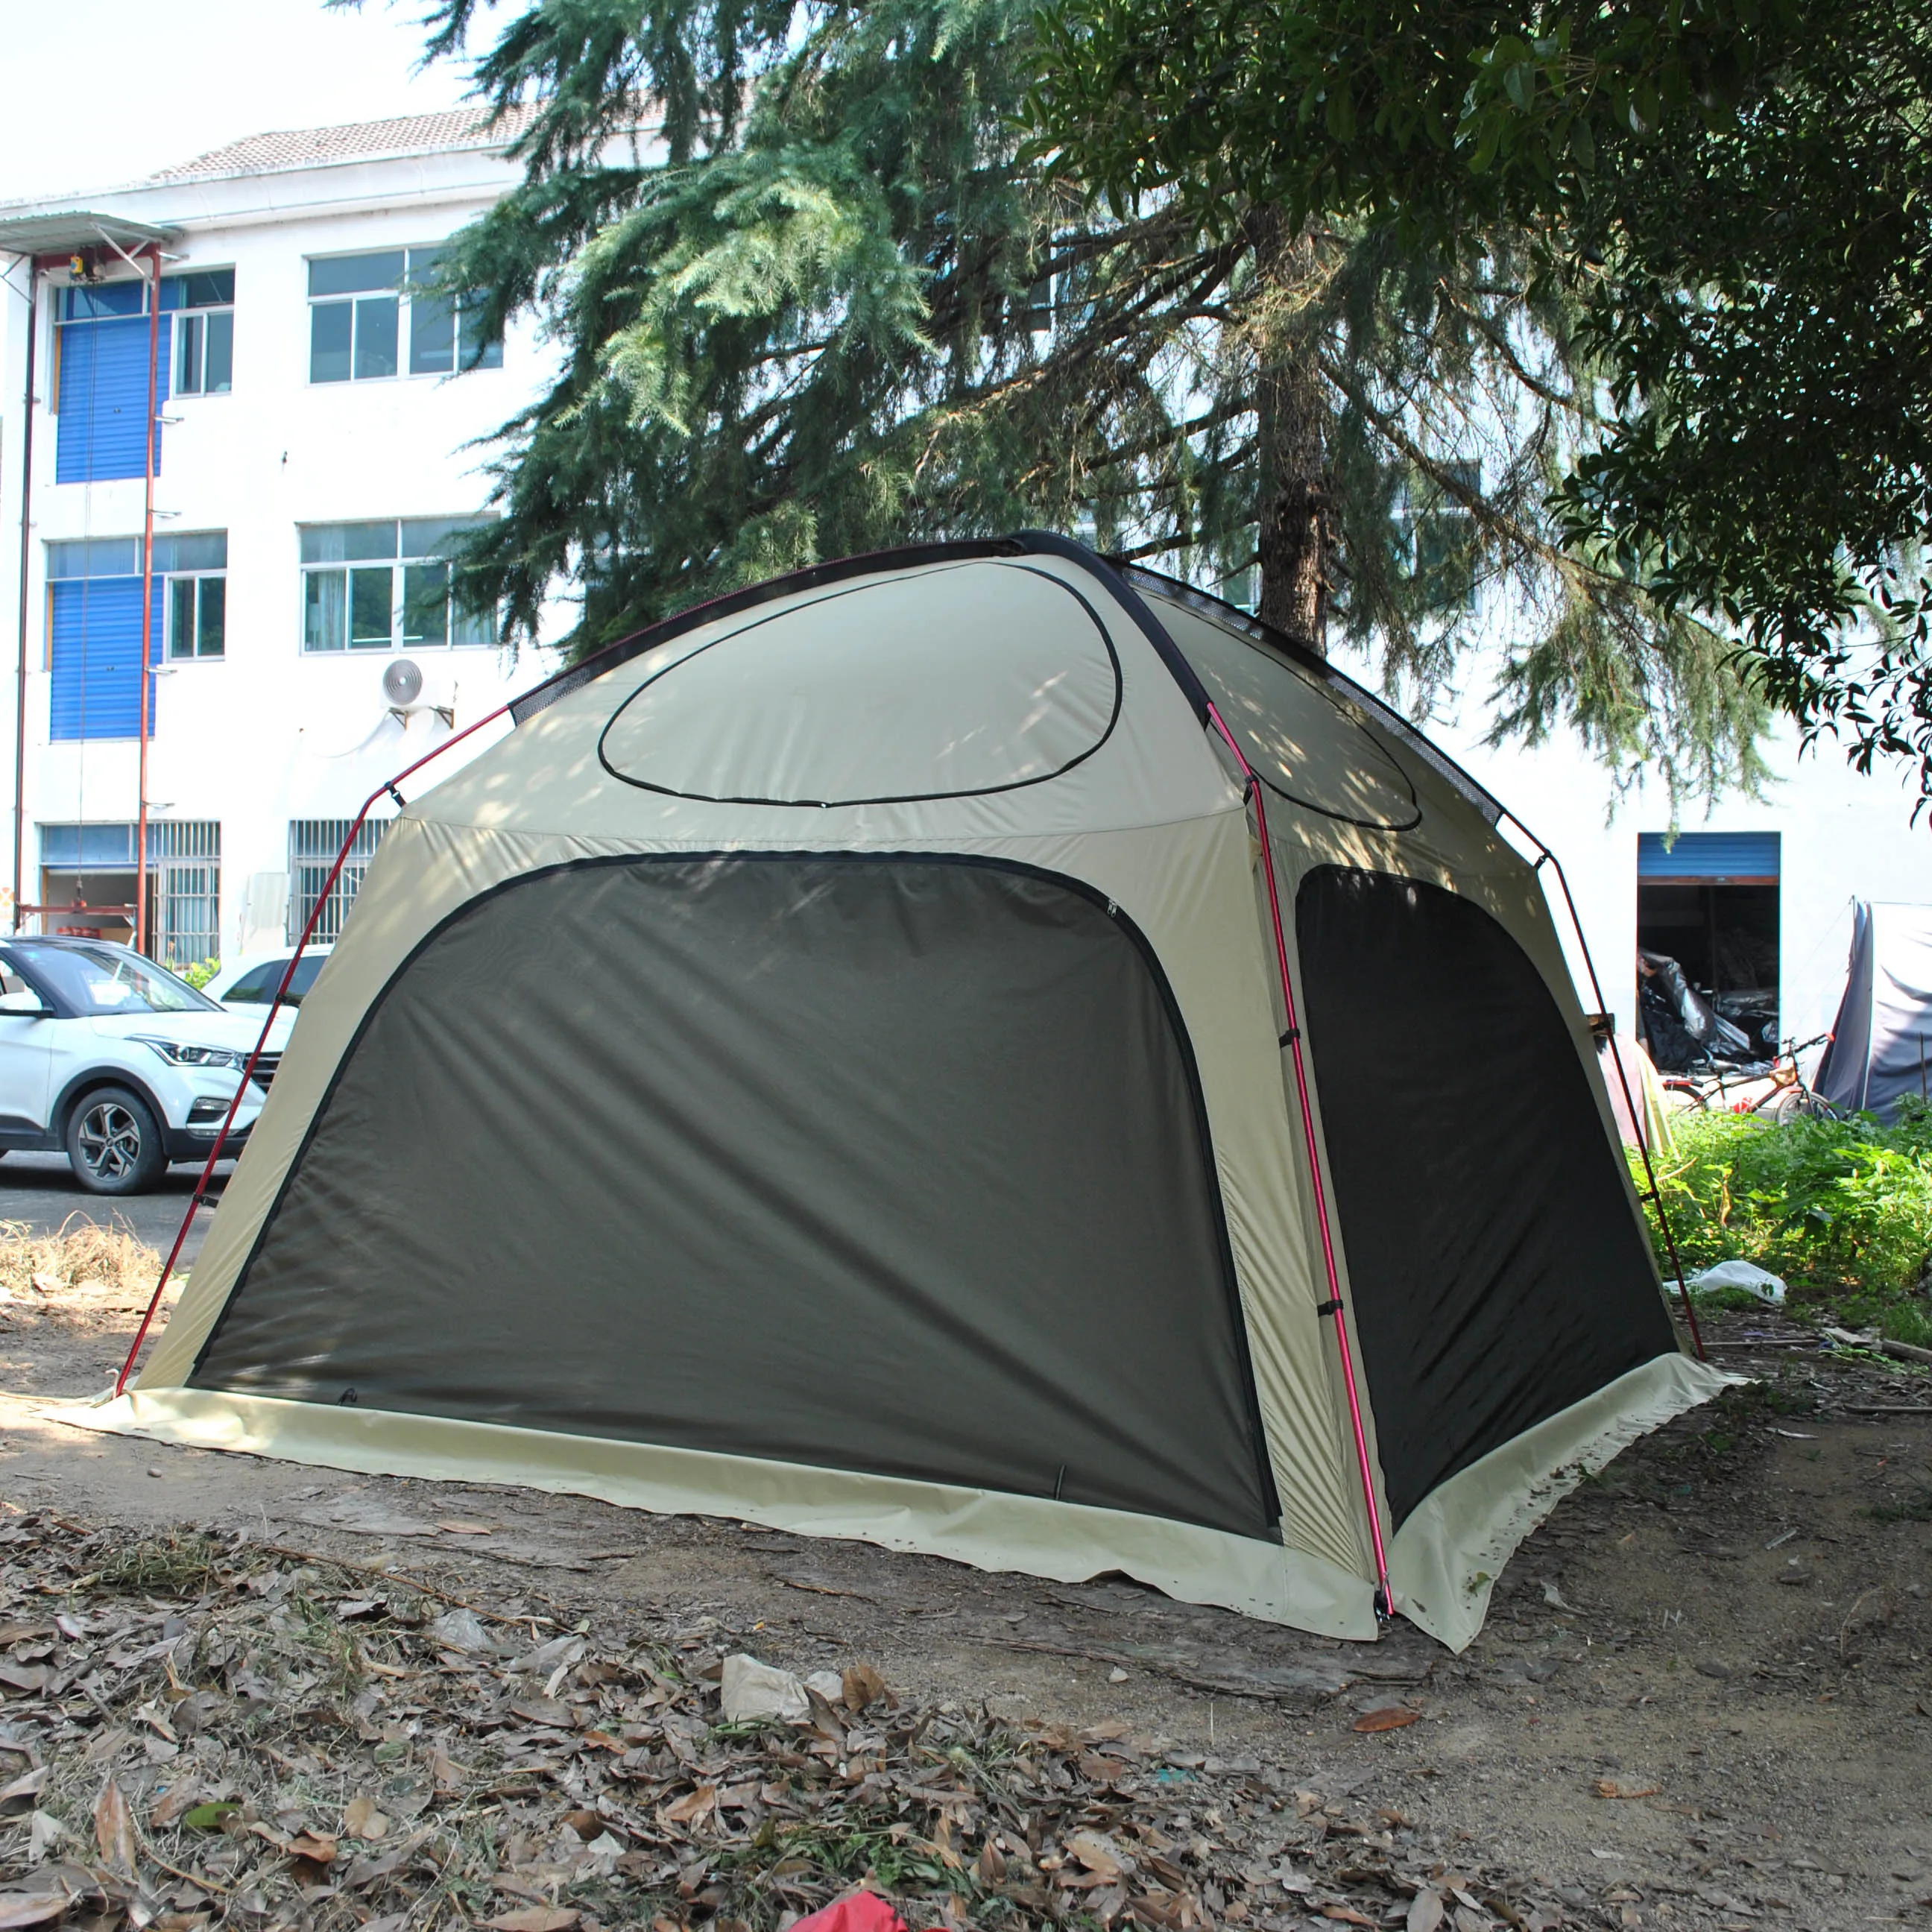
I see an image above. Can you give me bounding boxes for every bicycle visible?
[1660,1030,1838,1121]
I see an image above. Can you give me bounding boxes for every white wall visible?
[1431,684,1931,1058]
[0,145,570,957]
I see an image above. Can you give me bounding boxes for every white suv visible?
[0,938,291,1194]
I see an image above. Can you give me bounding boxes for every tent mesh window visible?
[1294,866,1678,1527]
[286,818,391,944]
[193,853,1278,1538]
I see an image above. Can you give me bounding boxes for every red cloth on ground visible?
[787,1893,909,1932]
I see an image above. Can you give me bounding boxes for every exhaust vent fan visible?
[382,658,424,707]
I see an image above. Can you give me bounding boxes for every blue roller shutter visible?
[49,577,162,740]
[1637,831,1780,883]
[55,317,171,484]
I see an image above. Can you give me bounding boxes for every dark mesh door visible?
[1295,867,1677,1526]
[195,854,1275,1537]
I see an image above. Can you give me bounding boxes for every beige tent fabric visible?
[598,561,1123,803]
[121,543,1714,1650]
[136,550,1380,1620]
[75,1387,1378,1638]
[1389,1351,1740,1650]
[141,807,1374,1594]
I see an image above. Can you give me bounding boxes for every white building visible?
[0,110,567,966]
[1436,686,1930,1070]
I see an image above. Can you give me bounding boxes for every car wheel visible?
[66,1087,166,1195]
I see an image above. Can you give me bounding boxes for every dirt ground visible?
[5,1276,1932,1931]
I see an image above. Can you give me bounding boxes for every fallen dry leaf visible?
[1593,1780,1661,1800]
[0,1892,72,1930]
[148,1784,203,1829]
[842,1661,887,1712]
[1321,1907,1377,1928]
[488,1910,580,1932]
[1407,1891,1445,1932]
[344,1795,389,1840]
[436,1521,494,1536]
[1352,1707,1421,1733]
[1064,1832,1126,1881]
[659,1783,716,1825]
[95,1778,136,1874]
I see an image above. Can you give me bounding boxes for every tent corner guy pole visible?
[136,245,160,959]
[114,701,518,1395]
[10,256,36,933]
[1505,811,1708,1362]
[1204,701,1393,1617]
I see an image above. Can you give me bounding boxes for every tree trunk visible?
[1251,215,1330,654]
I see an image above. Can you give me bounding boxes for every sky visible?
[0,0,481,203]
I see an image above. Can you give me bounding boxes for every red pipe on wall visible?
[136,245,160,958]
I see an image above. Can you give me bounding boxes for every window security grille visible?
[37,820,221,967]
[151,822,221,971]
[287,818,391,944]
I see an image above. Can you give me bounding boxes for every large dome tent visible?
[88,534,1733,1650]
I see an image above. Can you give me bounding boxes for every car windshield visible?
[226,954,326,1005]
[9,943,219,1017]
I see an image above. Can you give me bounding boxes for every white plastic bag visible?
[1690,1257,1787,1305]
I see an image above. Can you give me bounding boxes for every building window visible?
[46,533,227,734]
[171,271,236,395]
[288,818,391,943]
[44,537,157,740]
[299,519,496,651]
[1397,460,1482,612]
[162,531,227,660]
[402,244,502,376]
[308,247,502,385]
[37,821,219,967]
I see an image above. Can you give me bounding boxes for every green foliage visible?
[1029,0,1932,806]
[179,959,219,990]
[402,0,1768,802]
[1635,1110,1932,1298]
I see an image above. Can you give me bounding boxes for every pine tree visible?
[420,0,1767,801]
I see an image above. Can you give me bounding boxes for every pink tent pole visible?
[1205,702,1392,1614]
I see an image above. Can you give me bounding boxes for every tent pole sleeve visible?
[114,700,523,1395]
[1204,702,1392,1613]
[1504,811,1707,1362]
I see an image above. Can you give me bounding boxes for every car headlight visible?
[133,1036,250,1072]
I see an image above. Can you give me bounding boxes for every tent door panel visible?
[1293,866,1678,1528]
[192,853,1275,1538]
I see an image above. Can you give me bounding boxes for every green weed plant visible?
[1633,1102,1932,1328]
